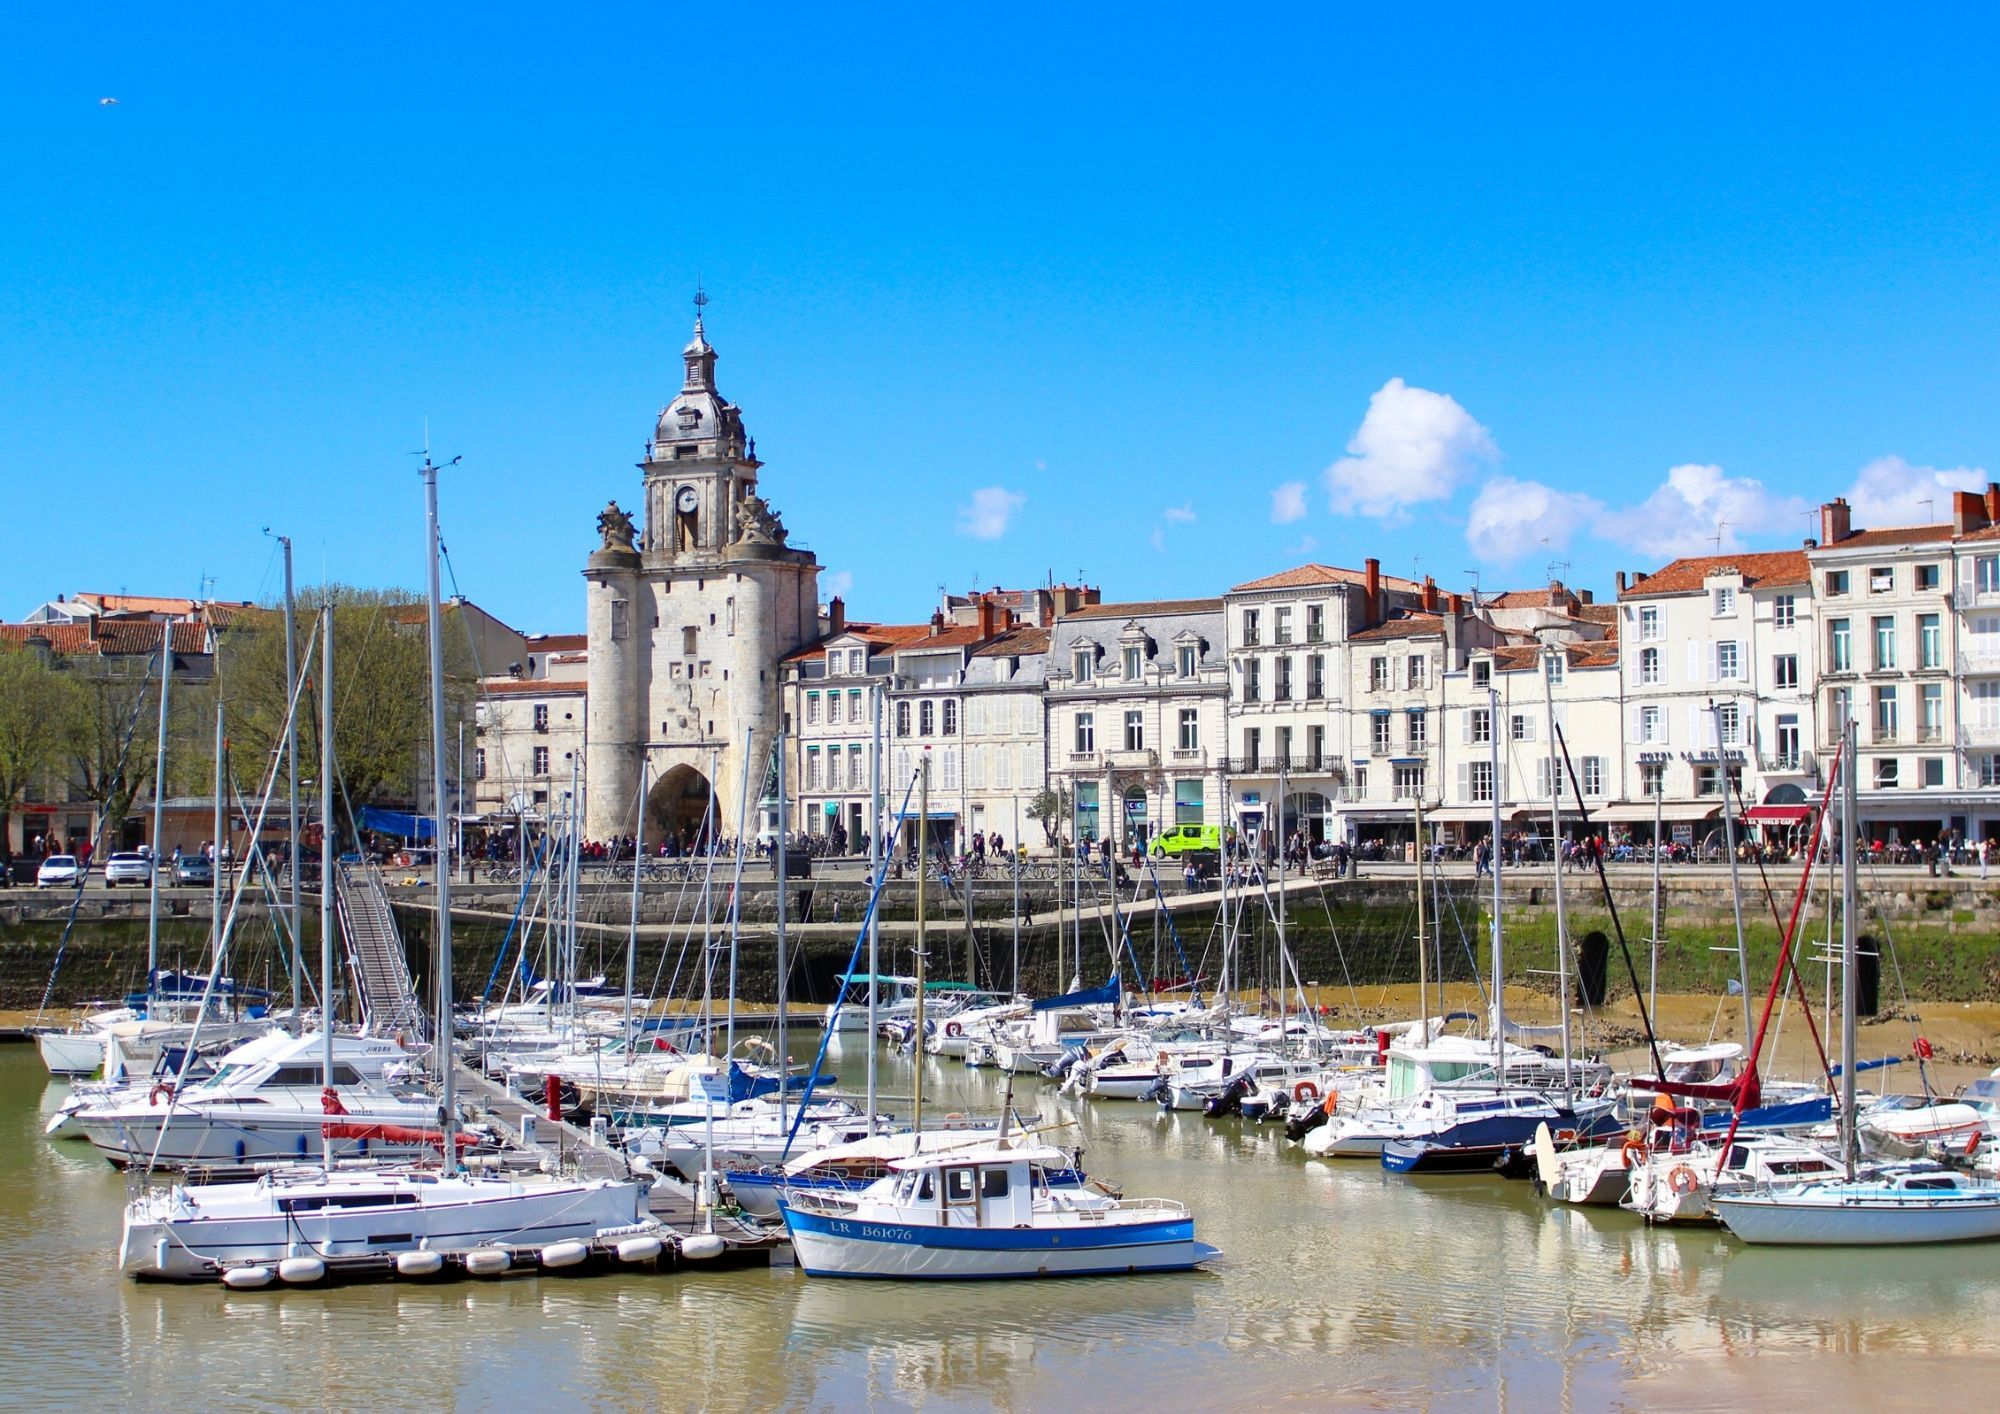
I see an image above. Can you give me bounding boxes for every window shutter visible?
[1686,705,1700,746]
[1687,641,1700,683]
[1460,710,1472,745]
[1456,763,1469,802]
[1629,706,1642,741]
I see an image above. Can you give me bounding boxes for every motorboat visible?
[1623,1133,1842,1223]
[1379,1089,1618,1174]
[724,1124,1095,1218]
[1713,1163,2000,1246]
[779,1141,1216,1279]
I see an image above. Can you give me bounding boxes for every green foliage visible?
[0,650,90,849]
[1025,784,1073,845]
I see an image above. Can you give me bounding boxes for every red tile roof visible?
[527,633,587,651]
[74,592,255,617]
[1349,613,1444,642]
[782,622,935,665]
[0,621,208,656]
[972,626,1051,656]
[1824,524,1953,549]
[1229,563,1420,594]
[1063,597,1224,619]
[483,678,585,696]
[1619,549,1811,598]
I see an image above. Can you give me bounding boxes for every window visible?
[1920,613,1942,669]
[1582,756,1605,797]
[806,692,820,725]
[1276,726,1293,765]
[609,599,628,641]
[1306,725,1326,770]
[1828,618,1852,672]
[1306,655,1325,700]
[1408,654,1427,687]
[1243,727,1262,772]
[1074,712,1095,753]
[849,690,864,724]
[1774,716,1800,769]
[1274,607,1293,644]
[1351,762,1366,797]
[920,701,935,736]
[1975,617,2000,660]
[1176,645,1197,678]
[1640,761,1666,797]
[1773,594,1796,629]
[1371,714,1392,753]
[1123,710,1144,752]
[1874,758,1900,790]
[1716,640,1740,680]
[1123,646,1143,679]
[1243,658,1261,703]
[1714,586,1737,617]
[1370,656,1390,692]
[1306,604,1324,643]
[1407,710,1427,747]
[806,749,821,790]
[533,703,550,732]
[1868,567,1894,595]
[1921,682,1944,741]
[683,626,699,655]
[1716,703,1740,745]
[1469,708,1492,744]
[1394,763,1425,799]
[1922,757,1945,788]
[1174,780,1203,824]
[1828,686,1853,734]
[1639,648,1661,686]
[942,700,957,736]
[1510,713,1534,743]
[1872,616,1897,671]
[1640,606,1661,641]
[1695,764,1742,796]
[1981,754,2000,789]
[851,649,866,673]
[1774,654,1799,690]
[1639,705,1663,743]
[1916,564,1940,591]
[533,746,550,775]
[1275,656,1293,702]
[1826,569,1850,596]
[1547,654,1565,685]
[474,748,486,780]
[1979,556,2000,596]
[1874,686,1898,743]
[1073,650,1094,682]
[1472,661,1491,687]
[1178,708,1199,751]
[849,747,864,790]
[1241,609,1261,646]
[1467,760,1495,802]
[895,702,911,738]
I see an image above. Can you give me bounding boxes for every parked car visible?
[171,855,214,887]
[103,851,153,887]
[37,855,81,887]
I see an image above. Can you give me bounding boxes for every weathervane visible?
[694,285,709,322]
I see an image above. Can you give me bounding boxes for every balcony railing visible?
[1217,754,1349,778]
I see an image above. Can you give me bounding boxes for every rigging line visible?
[1726,773,1835,1083]
[1857,856,1937,1099]
[1305,871,1361,1012]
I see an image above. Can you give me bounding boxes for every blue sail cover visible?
[1698,1095,1834,1131]
[1032,977,1119,1013]
[358,806,436,840]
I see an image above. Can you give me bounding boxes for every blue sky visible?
[6,6,2000,631]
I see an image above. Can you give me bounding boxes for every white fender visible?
[222,1265,274,1289]
[463,1248,512,1277]
[395,1249,445,1277]
[615,1234,664,1263]
[278,1256,326,1284]
[540,1240,590,1269]
[680,1233,725,1261]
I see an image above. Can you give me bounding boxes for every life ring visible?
[1621,1133,1649,1163]
[1293,1080,1320,1104]
[945,1022,962,1038]
[1667,1163,1700,1195]
[148,1082,174,1107]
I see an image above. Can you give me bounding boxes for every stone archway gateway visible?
[647,765,714,847]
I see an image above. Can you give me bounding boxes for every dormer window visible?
[1123,646,1143,679]
[1176,645,1197,678]
[1073,651,1095,682]
[1472,660,1491,687]
[678,407,703,431]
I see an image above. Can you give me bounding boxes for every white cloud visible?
[1324,378,1498,519]
[956,486,1025,540]
[1845,455,1985,527]
[1465,476,1603,563]
[1148,526,1166,553]
[1283,533,1319,557]
[1163,503,1197,524]
[819,570,854,600]
[1271,481,1308,524]
[1593,463,1807,560]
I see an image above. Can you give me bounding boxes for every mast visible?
[1489,685,1504,1079]
[1011,796,1021,995]
[277,533,302,1032]
[1713,699,1754,1044]
[1414,792,1427,1026]
[1839,717,1859,1181]
[319,606,335,1167]
[420,454,460,1175]
[1276,758,1288,1021]
[913,754,929,1139]
[624,759,646,1059]
[1218,756,1230,1008]
[867,684,882,1130]
[774,731,789,1128]
[211,701,224,974]
[725,733,754,1056]
[145,632,172,997]
[1649,775,1663,1024]
[1544,649,1572,1088]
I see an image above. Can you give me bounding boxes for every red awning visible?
[1742,804,1812,824]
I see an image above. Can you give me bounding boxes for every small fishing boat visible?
[725,1125,1097,1219]
[778,1141,1215,1279]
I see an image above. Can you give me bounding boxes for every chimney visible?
[1447,592,1464,617]
[1578,589,1593,605]
[1986,482,2000,527]
[1820,496,1852,546]
[977,595,999,639]
[1616,571,1627,594]
[1421,575,1439,613]
[827,595,845,635]
[1363,557,1381,626]
[929,609,946,637]
[1953,492,1984,535]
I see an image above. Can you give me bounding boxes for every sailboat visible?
[119,460,658,1283]
[1711,721,2000,1246]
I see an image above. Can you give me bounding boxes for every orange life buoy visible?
[1322,1087,1340,1116]
[1667,1163,1700,1195]
[148,1082,174,1107]
[1621,1134,1649,1163]
[1294,1079,1320,1104]
[945,1022,962,1038]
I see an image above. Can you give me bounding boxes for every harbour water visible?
[6,1043,2000,1411]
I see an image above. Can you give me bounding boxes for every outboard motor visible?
[1286,1102,1331,1144]
[1203,1074,1253,1119]
[1143,1075,1172,1106]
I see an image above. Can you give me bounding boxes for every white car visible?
[37,855,81,887]
[103,852,152,886]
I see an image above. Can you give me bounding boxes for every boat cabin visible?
[882,1146,1065,1228]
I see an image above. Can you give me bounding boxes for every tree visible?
[0,649,87,859]
[62,658,164,850]
[1025,784,1073,847]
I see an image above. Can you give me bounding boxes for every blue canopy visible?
[359,806,436,840]
[1032,977,1119,1013]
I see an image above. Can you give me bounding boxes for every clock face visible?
[676,486,699,513]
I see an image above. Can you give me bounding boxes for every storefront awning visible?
[1741,804,1813,824]
[1585,802,1724,824]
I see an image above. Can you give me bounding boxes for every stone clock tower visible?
[584,312,821,842]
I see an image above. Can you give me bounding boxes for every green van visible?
[1150,823,1222,857]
